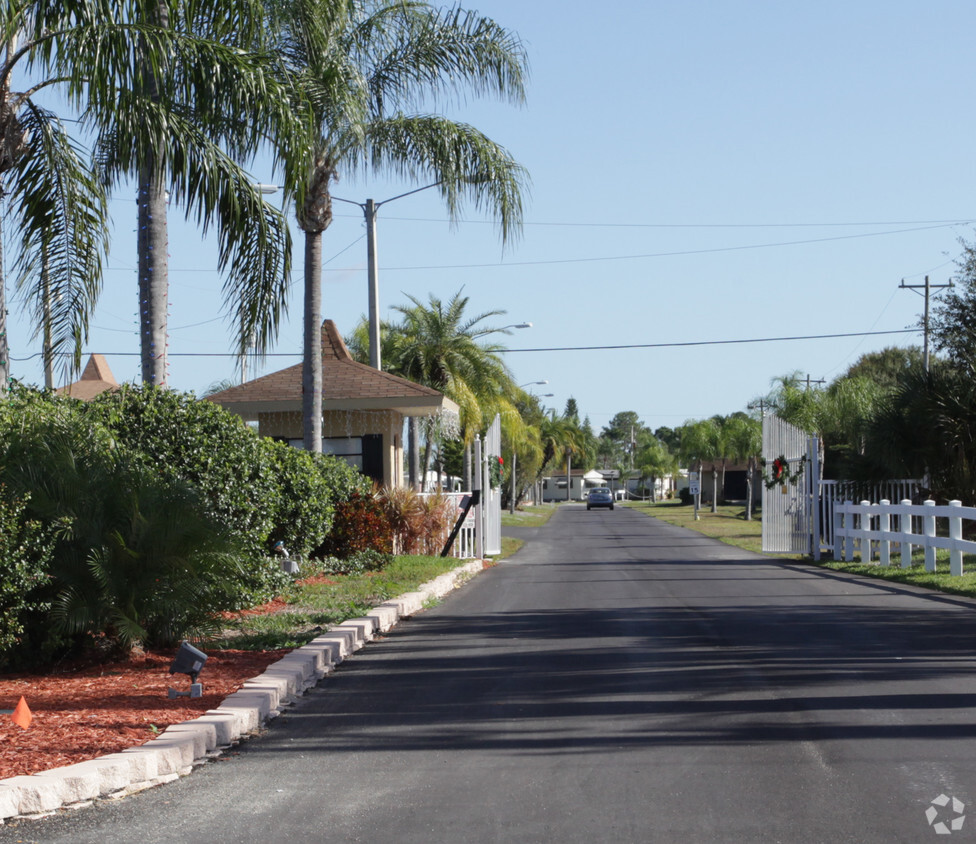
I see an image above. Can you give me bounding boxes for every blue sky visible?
[7,0,975,435]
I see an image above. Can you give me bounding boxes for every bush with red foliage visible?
[315,491,393,558]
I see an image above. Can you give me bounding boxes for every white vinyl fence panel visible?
[762,415,817,554]
[483,414,502,557]
[818,479,920,555]
[834,498,976,575]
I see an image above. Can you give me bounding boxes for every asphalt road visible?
[7,504,976,843]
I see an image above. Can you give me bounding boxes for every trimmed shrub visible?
[315,490,393,558]
[0,487,58,661]
[85,386,281,562]
[263,438,367,560]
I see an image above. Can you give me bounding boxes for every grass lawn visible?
[624,499,976,600]
[621,499,786,558]
[501,503,558,528]
[209,554,471,651]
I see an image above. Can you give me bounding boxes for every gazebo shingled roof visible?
[206,319,458,419]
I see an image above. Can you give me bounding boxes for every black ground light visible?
[168,641,208,699]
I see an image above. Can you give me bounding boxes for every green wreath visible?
[488,455,504,489]
[760,454,804,489]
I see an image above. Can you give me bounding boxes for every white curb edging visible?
[0,559,486,822]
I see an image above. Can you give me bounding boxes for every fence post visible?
[473,437,484,561]
[844,502,855,561]
[879,499,891,566]
[900,499,913,568]
[859,500,871,562]
[950,499,964,576]
[833,502,843,561]
[924,499,937,572]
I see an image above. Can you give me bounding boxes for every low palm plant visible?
[378,486,426,554]
[0,396,250,655]
[419,493,454,555]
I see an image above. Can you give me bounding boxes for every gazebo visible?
[207,320,458,488]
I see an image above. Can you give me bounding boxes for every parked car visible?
[586,487,614,510]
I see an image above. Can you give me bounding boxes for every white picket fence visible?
[430,492,478,559]
[834,499,976,575]
[818,479,920,556]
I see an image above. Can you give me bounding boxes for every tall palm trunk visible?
[421,432,433,492]
[138,2,169,387]
[0,193,7,394]
[299,160,334,454]
[0,34,23,395]
[41,241,52,388]
[409,416,420,490]
[302,229,323,452]
[138,166,169,385]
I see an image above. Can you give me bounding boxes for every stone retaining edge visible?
[0,558,486,822]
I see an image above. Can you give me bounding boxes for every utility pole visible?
[803,374,826,390]
[748,399,769,418]
[899,275,953,373]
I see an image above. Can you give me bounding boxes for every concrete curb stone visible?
[0,559,486,822]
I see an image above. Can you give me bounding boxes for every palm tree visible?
[0,1,110,390]
[92,0,310,386]
[268,0,528,451]
[723,413,761,519]
[679,417,720,511]
[635,433,677,501]
[538,410,587,501]
[385,290,519,490]
[1,0,308,390]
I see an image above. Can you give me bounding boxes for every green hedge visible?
[0,385,367,665]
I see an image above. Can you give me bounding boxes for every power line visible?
[501,328,919,353]
[324,223,964,272]
[15,327,917,361]
[371,215,976,230]
[96,223,966,276]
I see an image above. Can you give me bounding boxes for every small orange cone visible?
[11,696,31,730]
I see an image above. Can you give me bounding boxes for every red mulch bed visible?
[0,572,383,779]
[0,648,291,780]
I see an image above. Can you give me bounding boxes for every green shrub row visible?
[0,384,368,666]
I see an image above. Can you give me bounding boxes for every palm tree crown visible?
[266,0,529,451]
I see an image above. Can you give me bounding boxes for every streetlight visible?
[331,183,450,370]
[259,180,518,371]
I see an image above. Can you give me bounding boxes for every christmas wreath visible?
[488,455,504,489]
[760,454,804,489]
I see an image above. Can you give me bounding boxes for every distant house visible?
[55,354,120,401]
[541,468,596,502]
[680,460,761,504]
[207,320,459,488]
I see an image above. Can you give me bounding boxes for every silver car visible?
[586,487,614,510]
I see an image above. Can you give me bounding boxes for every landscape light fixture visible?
[168,641,208,699]
[274,540,300,575]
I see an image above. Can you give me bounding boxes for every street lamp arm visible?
[473,322,532,338]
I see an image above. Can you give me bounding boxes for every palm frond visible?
[9,102,108,380]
